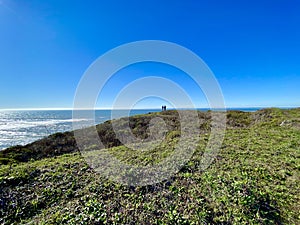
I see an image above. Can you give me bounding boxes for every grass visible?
[0,108,299,224]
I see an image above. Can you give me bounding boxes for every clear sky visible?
[0,0,299,109]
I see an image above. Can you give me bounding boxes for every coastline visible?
[0,107,299,224]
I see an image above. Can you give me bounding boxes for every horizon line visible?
[0,106,298,111]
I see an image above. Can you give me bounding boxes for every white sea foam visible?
[0,117,92,150]
[0,118,90,130]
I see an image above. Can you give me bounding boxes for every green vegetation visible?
[0,108,299,224]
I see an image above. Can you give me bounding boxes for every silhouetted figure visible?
[162,105,167,111]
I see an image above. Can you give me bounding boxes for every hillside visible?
[0,108,299,224]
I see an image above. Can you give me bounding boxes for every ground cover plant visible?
[0,108,299,224]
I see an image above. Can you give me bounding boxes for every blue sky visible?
[0,0,299,109]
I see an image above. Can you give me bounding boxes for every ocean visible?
[0,108,262,150]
